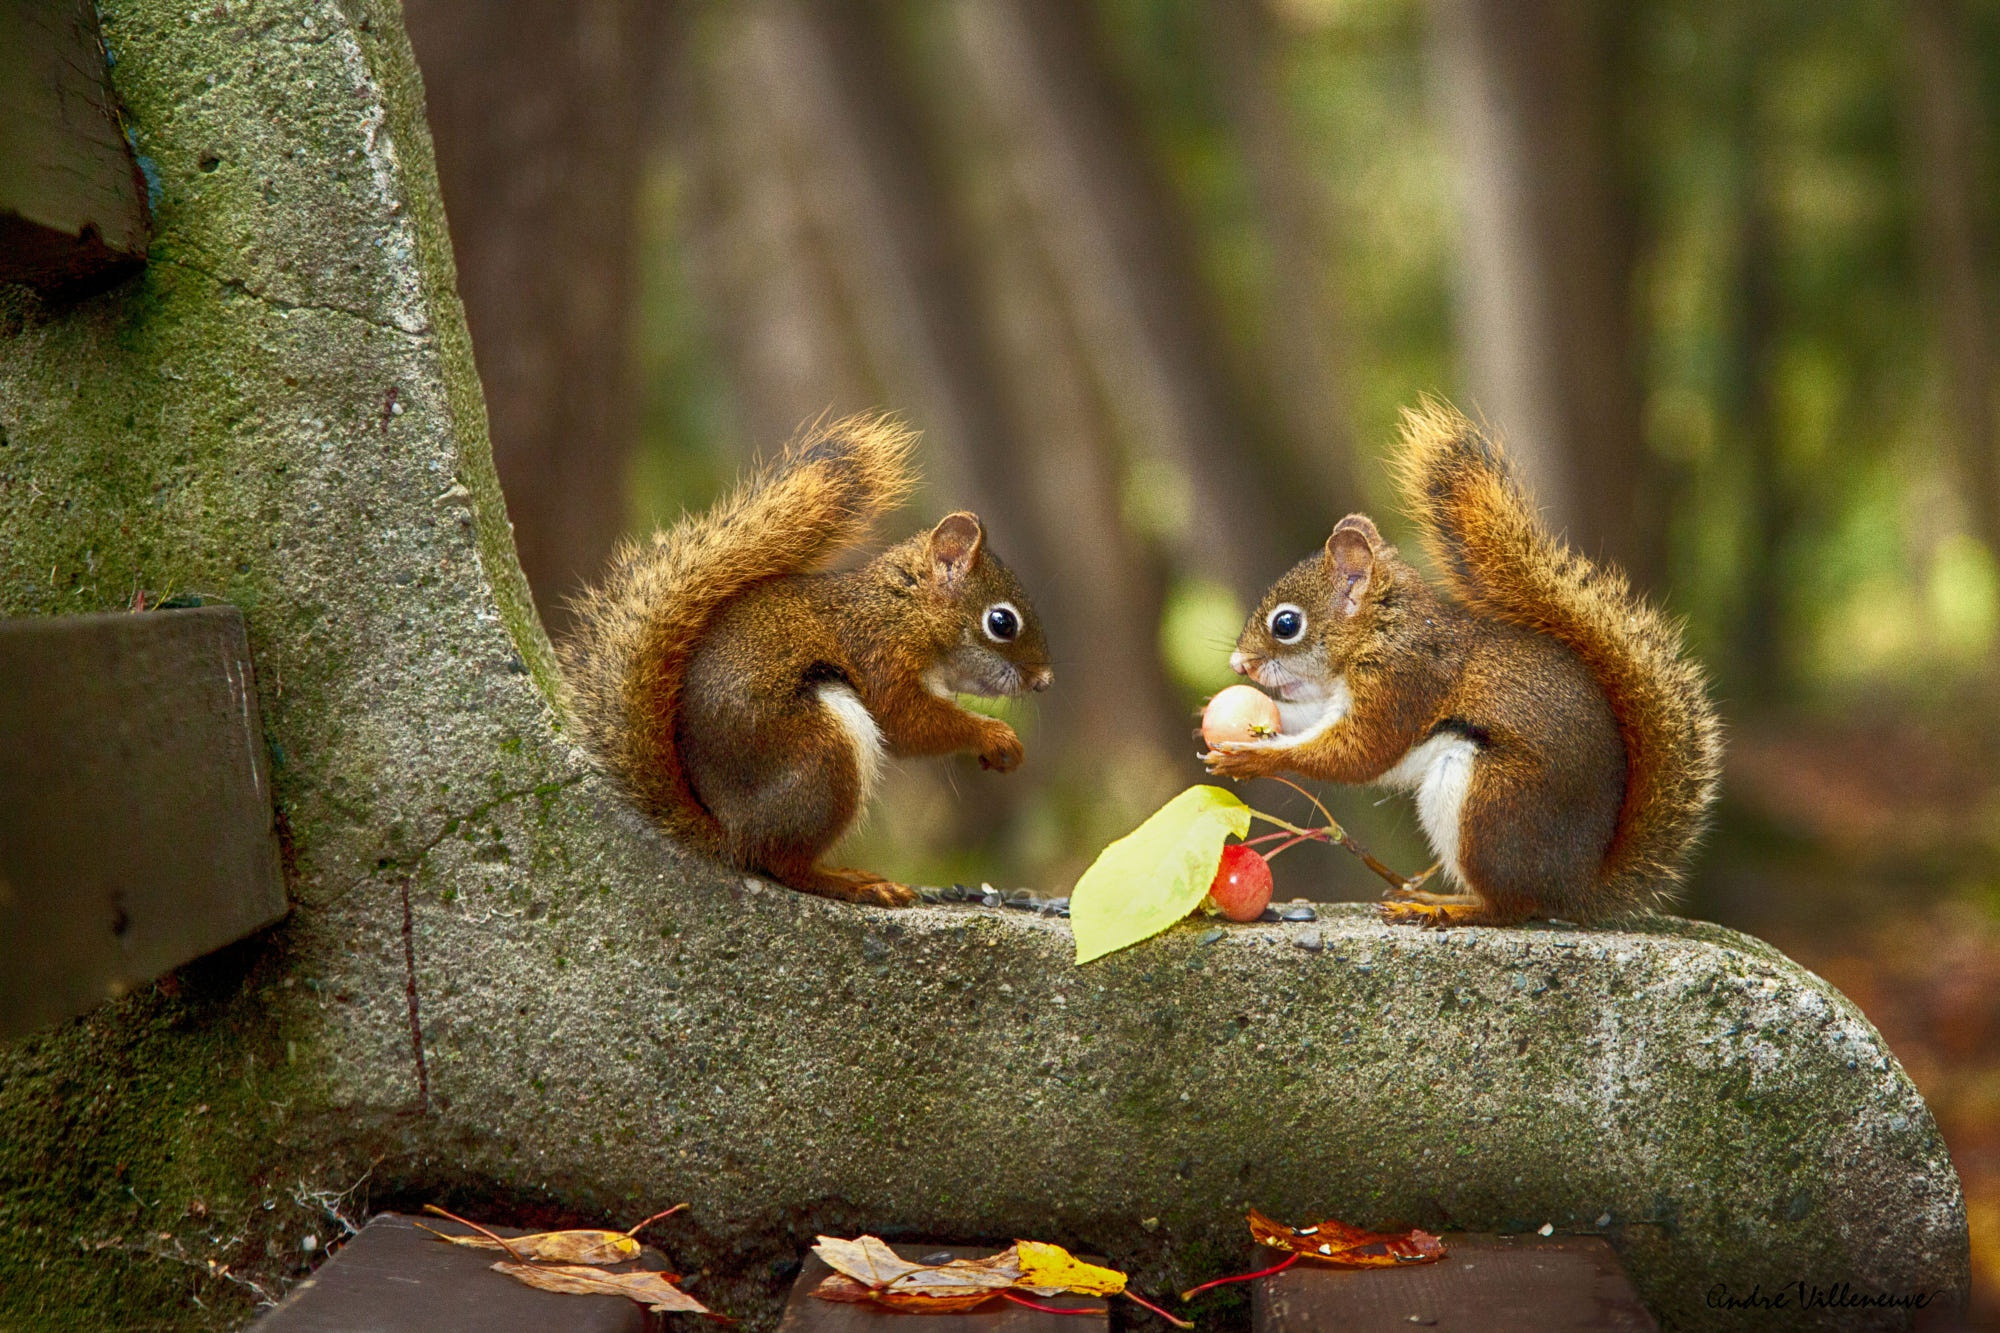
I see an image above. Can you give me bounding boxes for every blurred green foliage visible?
[624,0,2000,895]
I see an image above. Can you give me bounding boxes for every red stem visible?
[420,1204,528,1264]
[1122,1289,1197,1328]
[1000,1292,1106,1318]
[1179,1251,1300,1300]
[1261,831,1328,861]
[623,1203,689,1237]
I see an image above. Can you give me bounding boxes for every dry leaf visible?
[811,1234,936,1289]
[1184,1209,1448,1302]
[419,1202,686,1266]
[420,1223,641,1265]
[813,1272,1005,1314]
[493,1261,710,1315]
[1246,1206,1446,1266]
[1015,1240,1127,1296]
[809,1234,1185,1325]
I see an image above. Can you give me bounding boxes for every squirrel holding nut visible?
[561,414,1052,907]
[1205,400,1722,928]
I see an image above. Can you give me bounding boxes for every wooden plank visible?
[254,1212,652,1333]
[1251,1233,1657,1332]
[779,1243,1110,1330]
[0,606,286,1039]
[0,0,151,291]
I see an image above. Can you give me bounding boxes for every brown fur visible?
[1208,400,1721,926]
[560,414,1052,905]
[1394,400,1723,912]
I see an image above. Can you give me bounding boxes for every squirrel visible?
[559,414,1053,908]
[1203,400,1722,928]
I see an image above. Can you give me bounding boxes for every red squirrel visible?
[560,415,1052,907]
[1205,401,1722,927]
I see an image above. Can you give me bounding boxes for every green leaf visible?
[1071,785,1252,964]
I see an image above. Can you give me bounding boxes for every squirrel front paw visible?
[1202,741,1280,781]
[978,723,1024,773]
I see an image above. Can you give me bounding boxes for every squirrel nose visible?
[1032,668,1053,692]
[1229,651,1253,676]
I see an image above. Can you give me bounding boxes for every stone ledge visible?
[396,810,1963,1329]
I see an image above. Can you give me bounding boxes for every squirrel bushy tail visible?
[1394,399,1723,909]
[559,414,918,852]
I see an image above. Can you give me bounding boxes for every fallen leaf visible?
[810,1235,1187,1326]
[811,1234,939,1289]
[494,1261,710,1314]
[1246,1207,1446,1266]
[1071,785,1251,963]
[418,1203,685,1266]
[813,1272,1004,1314]
[420,1222,641,1265]
[1016,1240,1127,1296]
[1183,1209,1448,1301]
[814,1236,1019,1299]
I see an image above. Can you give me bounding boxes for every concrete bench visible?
[0,0,1968,1327]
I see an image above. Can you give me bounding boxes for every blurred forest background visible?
[405,0,2000,1314]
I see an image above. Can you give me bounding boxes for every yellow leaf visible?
[1071,785,1252,963]
[1016,1240,1127,1296]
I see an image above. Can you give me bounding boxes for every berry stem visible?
[1261,831,1329,861]
[1179,1251,1300,1300]
[623,1203,689,1237]
[1253,776,1424,894]
[419,1204,529,1264]
[1122,1289,1196,1328]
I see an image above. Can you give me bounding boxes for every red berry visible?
[1209,843,1273,922]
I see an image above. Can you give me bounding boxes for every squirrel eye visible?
[1268,604,1306,644]
[983,602,1021,643]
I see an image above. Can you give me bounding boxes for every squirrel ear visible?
[1330,513,1381,545]
[929,511,985,587]
[1324,517,1377,617]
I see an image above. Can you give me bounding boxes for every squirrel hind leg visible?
[767,859,916,908]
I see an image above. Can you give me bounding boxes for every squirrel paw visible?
[978,726,1024,773]
[1202,743,1279,781]
[1377,900,1458,930]
[851,879,918,908]
[788,866,919,907]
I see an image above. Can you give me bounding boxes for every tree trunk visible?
[1204,0,1366,514]
[951,0,1309,599]
[1429,0,1657,587]
[672,7,884,462]
[1903,0,2000,555]
[403,0,671,631]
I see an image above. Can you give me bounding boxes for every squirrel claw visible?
[978,726,1025,773]
[1378,900,1456,930]
[853,879,918,908]
[1202,745,1276,781]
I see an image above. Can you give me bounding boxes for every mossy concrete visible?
[0,1,1966,1329]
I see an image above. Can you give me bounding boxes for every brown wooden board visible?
[0,0,151,291]
[779,1242,1110,1330]
[1251,1232,1657,1332]
[0,607,285,1038]
[254,1212,656,1333]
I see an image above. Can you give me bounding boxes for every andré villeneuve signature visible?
[1707,1280,1945,1313]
